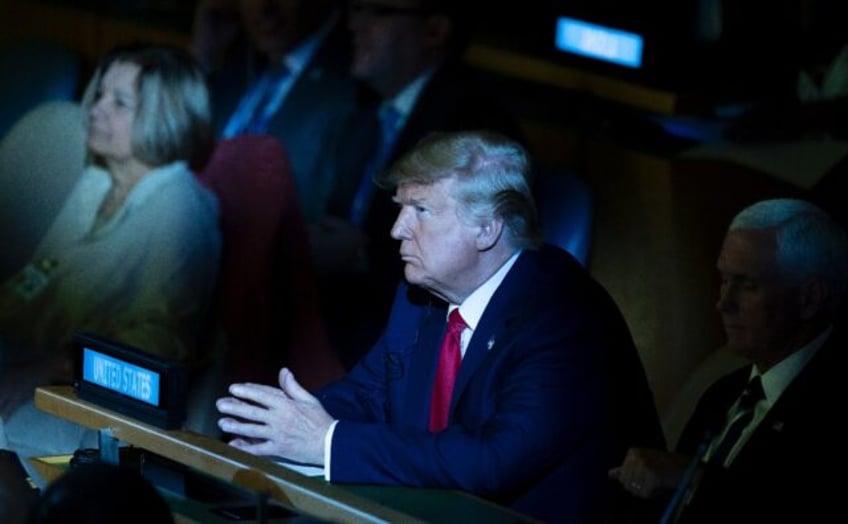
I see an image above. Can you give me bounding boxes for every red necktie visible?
[429,309,467,432]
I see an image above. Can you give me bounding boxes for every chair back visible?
[196,134,344,391]
[0,101,85,280]
[535,166,594,266]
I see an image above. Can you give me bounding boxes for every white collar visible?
[752,325,832,405]
[382,67,435,129]
[277,11,339,78]
[451,250,522,331]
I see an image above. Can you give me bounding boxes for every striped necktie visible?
[707,375,764,467]
[664,376,765,522]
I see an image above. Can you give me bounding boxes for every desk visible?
[464,43,687,116]
[34,386,534,523]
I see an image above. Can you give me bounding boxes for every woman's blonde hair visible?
[82,43,212,166]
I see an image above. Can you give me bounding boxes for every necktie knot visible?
[737,375,764,411]
[446,308,467,336]
[708,375,764,467]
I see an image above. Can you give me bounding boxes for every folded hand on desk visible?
[608,447,690,499]
[216,367,334,467]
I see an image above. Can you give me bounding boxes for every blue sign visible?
[555,17,644,69]
[82,348,160,406]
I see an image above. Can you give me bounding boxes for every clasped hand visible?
[608,448,691,499]
[216,368,334,466]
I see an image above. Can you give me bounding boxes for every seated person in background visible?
[216,130,664,523]
[25,462,173,524]
[0,44,221,457]
[191,0,357,205]
[311,0,526,368]
[609,198,848,522]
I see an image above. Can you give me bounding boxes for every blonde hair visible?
[82,43,211,166]
[380,130,542,249]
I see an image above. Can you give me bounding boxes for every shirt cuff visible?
[324,419,339,481]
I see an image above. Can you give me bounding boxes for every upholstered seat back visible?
[196,134,344,391]
[535,167,594,266]
[0,101,85,280]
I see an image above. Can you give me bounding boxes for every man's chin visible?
[403,266,422,285]
[724,339,754,361]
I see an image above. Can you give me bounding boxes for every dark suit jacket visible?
[208,16,358,221]
[344,58,525,239]
[317,244,664,523]
[673,331,843,523]
[316,58,526,367]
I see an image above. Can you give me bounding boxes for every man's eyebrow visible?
[392,195,426,205]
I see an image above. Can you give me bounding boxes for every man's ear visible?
[799,276,830,320]
[476,217,504,251]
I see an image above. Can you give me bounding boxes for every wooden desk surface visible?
[34,385,534,523]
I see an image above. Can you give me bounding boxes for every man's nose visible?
[716,286,737,314]
[89,99,105,119]
[390,208,410,240]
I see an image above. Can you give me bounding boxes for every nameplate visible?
[73,332,187,429]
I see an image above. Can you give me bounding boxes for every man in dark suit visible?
[609,198,848,523]
[191,0,358,218]
[216,130,664,523]
[310,0,525,367]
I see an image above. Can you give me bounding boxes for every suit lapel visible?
[452,250,533,406]
[403,301,449,428]
[399,258,530,428]
[742,337,836,448]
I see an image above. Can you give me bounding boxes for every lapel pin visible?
[771,420,784,432]
[487,336,495,351]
